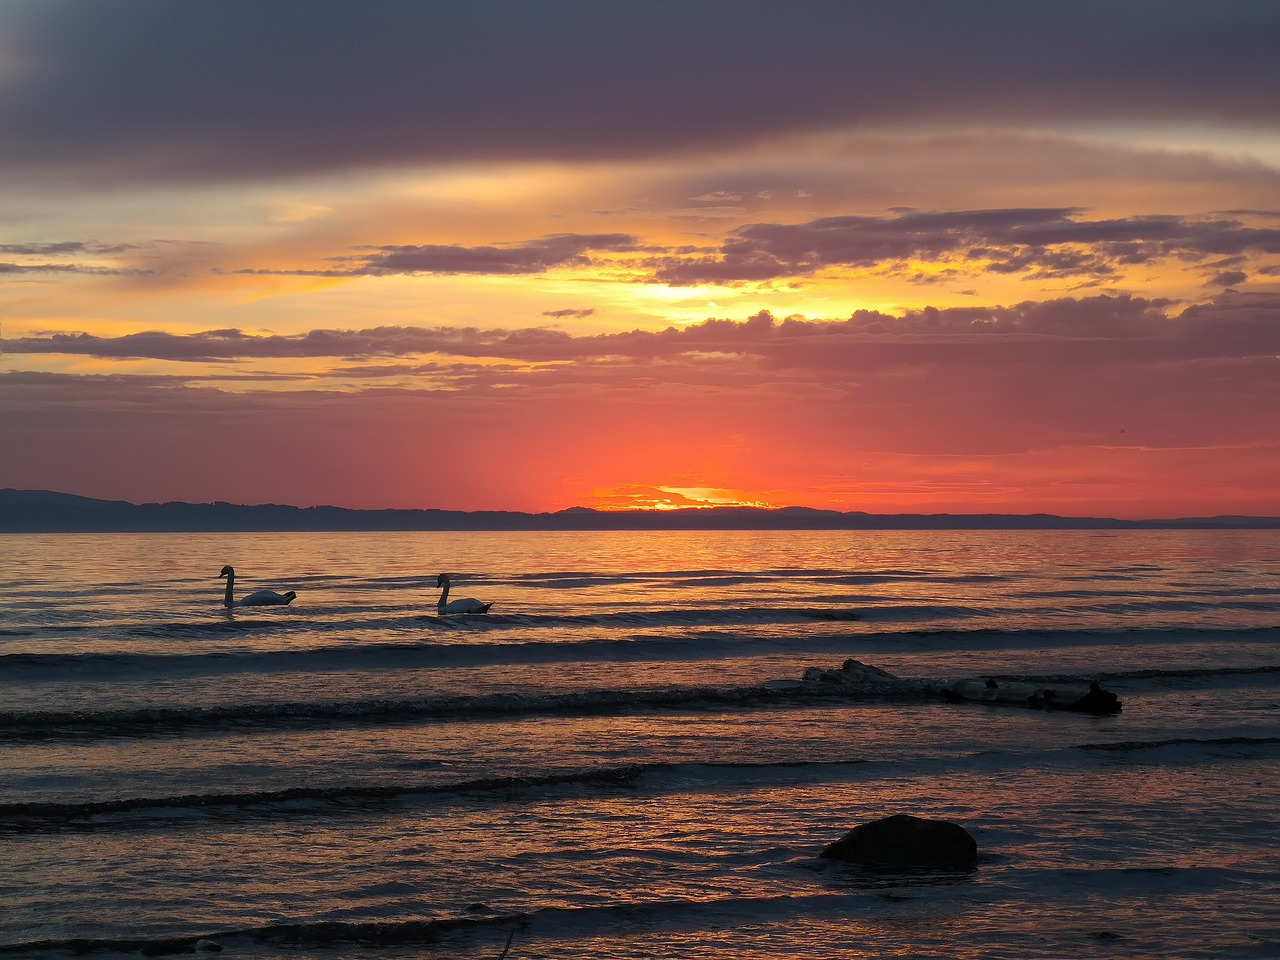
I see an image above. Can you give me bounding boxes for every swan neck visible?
[223,573,234,608]
[438,578,450,608]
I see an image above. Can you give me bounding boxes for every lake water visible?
[1,529,1277,958]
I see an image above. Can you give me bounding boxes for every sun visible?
[587,485,779,511]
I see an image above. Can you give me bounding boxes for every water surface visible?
[1,529,1277,958]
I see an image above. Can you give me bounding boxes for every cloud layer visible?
[3,1,1279,183]
[6,293,1280,363]
[13,209,1275,293]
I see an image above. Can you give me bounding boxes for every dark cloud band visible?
[3,1,1277,183]
[6,293,1277,364]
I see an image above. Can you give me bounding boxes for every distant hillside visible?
[2,489,1277,532]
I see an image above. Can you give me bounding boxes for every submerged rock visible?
[1059,681,1122,714]
[821,813,978,870]
[942,677,1122,714]
[801,658,929,695]
[797,658,1120,714]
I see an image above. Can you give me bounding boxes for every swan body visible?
[219,565,296,608]
[436,573,491,614]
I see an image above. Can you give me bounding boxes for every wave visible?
[120,604,888,635]
[0,622,885,685]
[1,645,1275,743]
[0,680,932,743]
[0,601,969,647]
[6,735,1278,836]
[0,886,923,957]
[5,748,1104,837]
[0,757,905,836]
[4,624,1276,687]
[3,862,1271,956]
[507,566,958,585]
[992,663,1280,685]
[0,652,1234,738]
[0,764,659,834]
[1078,734,1280,753]
[0,912,530,957]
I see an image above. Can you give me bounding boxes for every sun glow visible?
[586,484,779,511]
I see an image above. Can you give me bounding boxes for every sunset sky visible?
[2,1,1279,517]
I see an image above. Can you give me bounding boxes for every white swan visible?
[219,565,296,608]
[436,573,492,614]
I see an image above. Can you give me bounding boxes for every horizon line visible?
[2,488,1278,532]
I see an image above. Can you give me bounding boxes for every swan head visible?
[436,573,449,587]
[219,565,235,579]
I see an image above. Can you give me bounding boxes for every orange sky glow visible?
[2,3,1279,519]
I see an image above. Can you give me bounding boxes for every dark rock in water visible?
[800,658,930,696]
[942,677,1122,714]
[840,657,895,677]
[821,813,978,870]
[1027,681,1122,714]
[802,658,899,684]
[1065,682,1122,714]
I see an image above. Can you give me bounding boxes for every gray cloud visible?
[351,234,638,276]
[542,308,597,319]
[2,1,1277,184]
[0,241,134,255]
[0,239,150,275]
[652,210,1280,285]
[0,261,151,276]
[226,210,1280,286]
[232,234,640,279]
[7,293,1278,366]
[0,326,556,363]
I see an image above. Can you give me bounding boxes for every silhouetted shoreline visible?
[2,489,1277,533]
